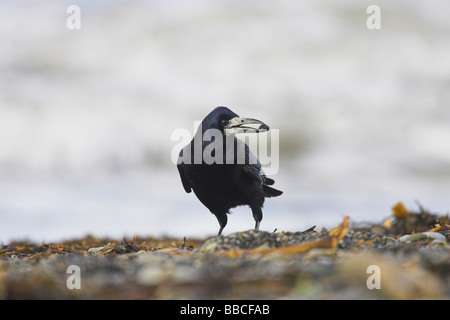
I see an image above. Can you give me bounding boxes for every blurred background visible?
[0,0,449,243]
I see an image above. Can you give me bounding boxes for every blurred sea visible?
[0,0,449,243]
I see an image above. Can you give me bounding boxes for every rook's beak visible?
[225,117,270,134]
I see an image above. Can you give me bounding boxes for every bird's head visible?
[202,106,270,134]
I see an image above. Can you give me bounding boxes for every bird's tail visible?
[264,177,275,185]
[263,185,283,197]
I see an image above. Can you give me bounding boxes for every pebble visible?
[1,218,449,299]
[398,232,446,244]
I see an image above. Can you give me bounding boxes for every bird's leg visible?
[215,212,228,236]
[251,206,263,232]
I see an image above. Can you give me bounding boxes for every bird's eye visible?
[221,119,229,127]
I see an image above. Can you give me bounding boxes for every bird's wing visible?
[177,163,192,193]
[177,148,192,193]
[241,143,283,197]
[239,140,266,185]
[237,138,277,188]
[242,162,264,184]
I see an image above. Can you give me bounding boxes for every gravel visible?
[1,206,449,299]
